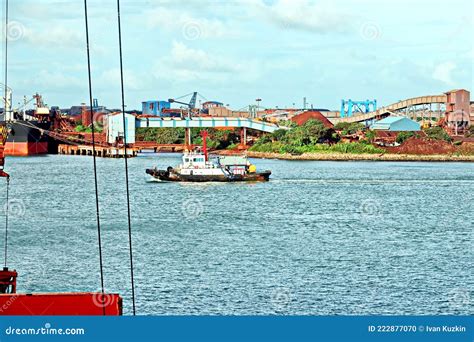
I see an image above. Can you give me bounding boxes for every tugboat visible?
[146,131,271,182]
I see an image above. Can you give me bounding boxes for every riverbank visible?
[245,151,474,162]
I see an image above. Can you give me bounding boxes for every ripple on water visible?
[3,155,473,315]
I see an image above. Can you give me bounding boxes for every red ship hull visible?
[0,292,122,316]
[4,142,49,156]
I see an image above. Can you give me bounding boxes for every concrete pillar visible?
[185,128,192,149]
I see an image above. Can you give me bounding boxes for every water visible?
[2,154,473,315]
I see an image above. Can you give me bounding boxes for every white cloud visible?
[432,62,456,86]
[263,0,350,33]
[152,41,303,89]
[153,41,259,84]
[99,68,141,91]
[144,7,242,39]
[23,26,83,48]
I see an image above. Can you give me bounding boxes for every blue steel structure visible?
[340,99,377,118]
[136,117,283,133]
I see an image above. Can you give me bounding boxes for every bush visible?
[334,122,365,135]
[424,127,452,142]
[75,125,86,132]
[278,120,297,128]
[365,130,376,143]
[249,142,384,154]
[271,129,288,141]
[465,126,474,138]
[396,131,415,144]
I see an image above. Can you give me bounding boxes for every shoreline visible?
[244,151,474,162]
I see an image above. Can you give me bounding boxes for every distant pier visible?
[58,143,193,158]
[58,144,138,158]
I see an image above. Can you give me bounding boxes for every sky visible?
[1,0,473,111]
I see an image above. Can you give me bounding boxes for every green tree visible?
[334,122,365,135]
[424,127,452,142]
[271,129,288,142]
[365,130,376,143]
[396,131,415,144]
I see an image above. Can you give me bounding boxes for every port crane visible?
[167,91,212,118]
[168,91,198,109]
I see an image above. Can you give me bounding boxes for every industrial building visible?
[142,100,171,115]
[371,117,421,131]
[445,89,471,133]
[106,112,136,144]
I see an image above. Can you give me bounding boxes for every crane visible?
[168,91,198,109]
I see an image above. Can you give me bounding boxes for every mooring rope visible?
[116,0,136,315]
[83,0,106,316]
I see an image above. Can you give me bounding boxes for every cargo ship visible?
[4,120,51,156]
[2,93,56,156]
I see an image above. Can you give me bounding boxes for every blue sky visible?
[2,0,472,111]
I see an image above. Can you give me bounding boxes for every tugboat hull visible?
[146,168,271,182]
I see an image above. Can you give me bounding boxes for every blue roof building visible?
[371,116,421,131]
[142,100,171,115]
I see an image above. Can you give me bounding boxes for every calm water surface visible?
[2,154,473,315]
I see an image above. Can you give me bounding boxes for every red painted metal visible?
[0,293,122,315]
[4,142,49,156]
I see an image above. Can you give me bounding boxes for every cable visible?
[3,0,8,122]
[3,0,9,271]
[174,92,193,101]
[3,176,8,268]
[116,0,136,315]
[83,0,106,316]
